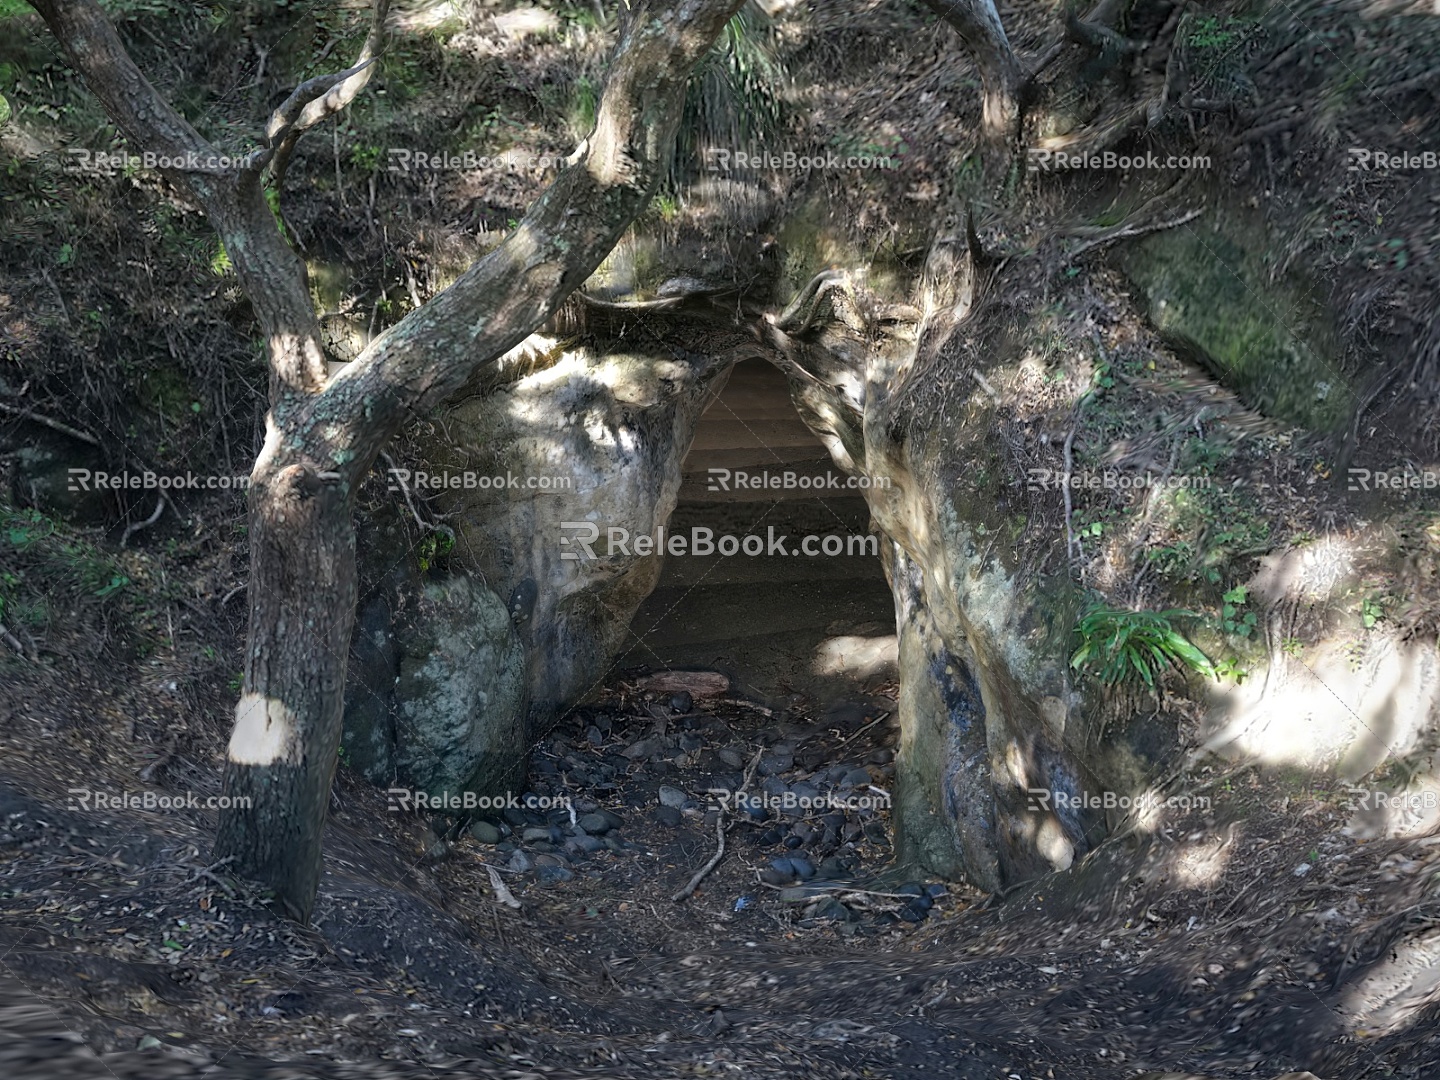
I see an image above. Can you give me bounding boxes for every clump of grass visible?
[1070,604,1216,687]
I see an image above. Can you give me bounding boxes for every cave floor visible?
[618,357,897,709]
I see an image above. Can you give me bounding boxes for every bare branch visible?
[36,0,331,398]
[265,0,390,186]
[1064,207,1204,258]
[0,400,101,446]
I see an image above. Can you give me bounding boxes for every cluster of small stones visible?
[446,688,950,929]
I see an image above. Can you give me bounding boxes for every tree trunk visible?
[921,0,1023,144]
[213,452,356,922]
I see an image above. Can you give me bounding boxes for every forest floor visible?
[2,1,1440,1077]
[4,634,1440,1079]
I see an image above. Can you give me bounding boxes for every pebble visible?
[507,850,534,873]
[758,750,794,776]
[567,835,607,854]
[658,785,688,808]
[718,747,745,769]
[765,856,799,881]
[578,812,616,835]
[670,691,693,714]
[898,883,932,910]
[624,737,664,760]
[536,864,574,886]
[790,856,816,880]
[841,767,872,788]
[469,820,502,845]
[655,805,683,827]
[799,748,827,770]
[521,826,552,844]
[586,725,605,746]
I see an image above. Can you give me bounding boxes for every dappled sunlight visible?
[1201,634,1437,774]
[813,633,899,679]
[1342,773,1440,841]
[492,7,560,39]
[389,0,463,35]
[1194,534,1440,774]
[1169,827,1236,888]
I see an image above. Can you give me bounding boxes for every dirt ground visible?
[3,638,1440,1080]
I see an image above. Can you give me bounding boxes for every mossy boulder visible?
[1119,208,1352,432]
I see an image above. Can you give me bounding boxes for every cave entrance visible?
[619,356,896,710]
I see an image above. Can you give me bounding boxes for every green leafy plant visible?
[93,573,130,599]
[1361,595,1386,628]
[1221,585,1257,638]
[1213,656,1248,683]
[1071,605,1217,687]
[416,529,455,573]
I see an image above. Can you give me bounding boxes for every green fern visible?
[1071,604,1217,687]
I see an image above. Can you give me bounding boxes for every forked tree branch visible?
[312,0,747,483]
[264,0,390,186]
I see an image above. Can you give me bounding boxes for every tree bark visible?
[37,0,744,923]
[922,0,1023,144]
[213,454,355,921]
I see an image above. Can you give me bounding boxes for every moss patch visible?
[1120,210,1351,432]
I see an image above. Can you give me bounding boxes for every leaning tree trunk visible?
[37,0,746,922]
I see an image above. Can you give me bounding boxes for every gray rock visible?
[657,785,688,808]
[379,575,527,799]
[578,811,615,835]
[507,850,534,873]
[521,826,552,843]
[655,805,682,827]
[791,782,821,803]
[758,751,793,776]
[624,737,663,761]
[469,820,502,845]
[536,864,574,886]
